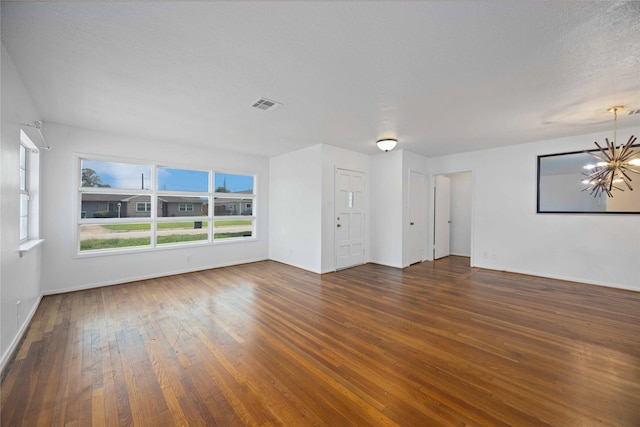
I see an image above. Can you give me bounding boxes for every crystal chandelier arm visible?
[586,151,608,162]
[589,141,613,162]
[617,170,634,190]
[618,135,637,158]
[605,138,617,160]
[606,169,617,192]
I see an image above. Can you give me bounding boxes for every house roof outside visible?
[81,194,207,204]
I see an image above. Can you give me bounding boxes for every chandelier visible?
[582,106,639,198]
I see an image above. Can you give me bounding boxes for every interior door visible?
[409,170,426,264]
[335,168,365,270]
[434,175,451,259]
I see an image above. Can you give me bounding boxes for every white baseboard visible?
[482,265,639,292]
[43,257,268,296]
[450,252,471,257]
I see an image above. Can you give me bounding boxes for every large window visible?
[20,130,40,245]
[78,157,256,253]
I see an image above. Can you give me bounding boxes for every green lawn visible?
[80,231,252,251]
[80,237,151,250]
[101,219,251,231]
[213,220,252,226]
[158,234,208,244]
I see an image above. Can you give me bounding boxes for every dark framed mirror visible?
[537,145,640,214]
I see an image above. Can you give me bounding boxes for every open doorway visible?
[432,171,472,261]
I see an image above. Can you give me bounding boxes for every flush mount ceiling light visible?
[582,106,639,198]
[376,138,397,152]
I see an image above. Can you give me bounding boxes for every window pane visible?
[20,217,28,241]
[213,197,253,216]
[80,223,151,251]
[20,193,29,216]
[20,145,27,191]
[158,196,208,217]
[20,144,26,170]
[214,219,253,240]
[214,173,254,194]
[81,194,151,218]
[20,169,26,191]
[136,202,151,212]
[20,193,29,240]
[81,160,151,190]
[157,221,209,245]
[158,167,209,192]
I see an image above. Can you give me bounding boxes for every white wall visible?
[428,129,640,291]
[1,45,43,368]
[40,123,269,294]
[449,172,472,257]
[369,150,404,268]
[269,145,323,273]
[269,144,370,274]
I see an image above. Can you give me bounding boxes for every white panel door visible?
[335,169,365,270]
[434,175,451,259]
[409,170,427,265]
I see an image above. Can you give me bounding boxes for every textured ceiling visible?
[2,1,640,158]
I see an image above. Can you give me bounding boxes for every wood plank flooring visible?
[2,257,639,426]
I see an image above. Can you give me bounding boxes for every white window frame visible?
[136,202,152,212]
[76,154,257,256]
[19,130,43,255]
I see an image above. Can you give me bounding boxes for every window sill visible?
[19,239,44,257]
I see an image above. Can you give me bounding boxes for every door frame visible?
[428,169,475,266]
[334,167,367,271]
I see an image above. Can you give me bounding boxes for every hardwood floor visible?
[2,257,639,426]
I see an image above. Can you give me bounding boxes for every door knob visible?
[410,222,414,225]
[337,224,341,228]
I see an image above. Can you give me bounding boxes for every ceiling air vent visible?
[252,97,282,111]
[627,108,640,116]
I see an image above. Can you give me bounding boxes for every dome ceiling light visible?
[376,138,397,152]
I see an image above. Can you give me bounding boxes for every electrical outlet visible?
[491,253,497,260]
[483,252,489,259]
[186,255,192,262]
